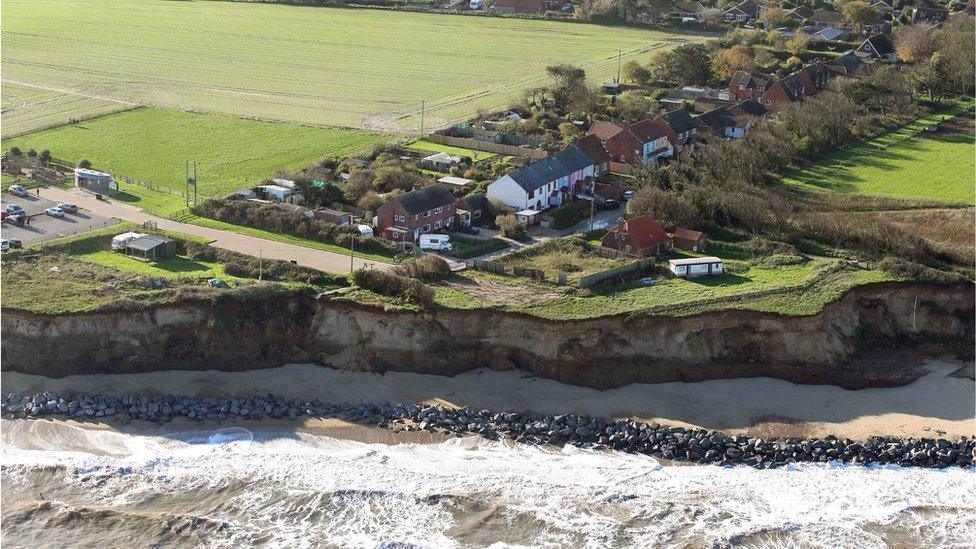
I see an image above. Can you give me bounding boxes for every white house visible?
[487,148,594,211]
[669,256,724,277]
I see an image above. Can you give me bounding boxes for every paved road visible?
[37,187,392,273]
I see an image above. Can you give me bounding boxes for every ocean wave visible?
[3,422,975,548]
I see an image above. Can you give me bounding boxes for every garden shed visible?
[126,235,177,261]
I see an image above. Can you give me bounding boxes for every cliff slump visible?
[2,282,972,389]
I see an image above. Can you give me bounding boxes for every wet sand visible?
[3,357,973,440]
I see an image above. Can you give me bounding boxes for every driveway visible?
[36,187,392,274]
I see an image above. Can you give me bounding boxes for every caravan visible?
[111,232,146,251]
[419,234,452,251]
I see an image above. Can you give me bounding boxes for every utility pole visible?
[616,49,622,84]
[589,178,595,231]
[419,100,425,138]
[350,233,355,275]
[258,249,263,281]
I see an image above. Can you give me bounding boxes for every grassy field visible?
[2,107,388,214]
[406,140,501,163]
[76,250,230,279]
[783,108,976,205]
[1,0,705,130]
[0,81,133,138]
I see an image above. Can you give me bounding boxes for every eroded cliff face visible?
[2,282,972,389]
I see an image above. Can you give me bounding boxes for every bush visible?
[495,213,527,240]
[352,269,434,308]
[753,254,808,269]
[877,258,969,284]
[78,159,92,169]
[550,203,583,230]
[191,198,397,256]
[392,254,451,280]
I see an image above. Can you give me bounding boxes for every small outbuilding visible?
[257,184,293,202]
[74,168,115,193]
[673,228,707,252]
[313,208,352,225]
[457,192,490,225]
[515,208,542,226]
[126,235,177,261]
[669,256,724,277]
[421,152,462,172]
[437,175,474,187]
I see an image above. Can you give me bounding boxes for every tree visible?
[894,23,937,63]
[785,33,810,57]
[357,190,384,212]
[758,6,792,28]
[558,122,582,144]
[841,1,880,31]
[545,64,586,88]
[622,60,651,85]
[710,44,755,81]
[649,43,713,86]
[77,159,92,169]
[342,169,374,202]
[9,147,21,157]
[39,150,51,164]
[616,91,653,122]
[26,149,37,158]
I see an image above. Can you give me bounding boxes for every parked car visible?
[5,204,25,215]
[8,184,29,197]
[57,202,78,214]
[623,190,635,200]
[45,206,65,218]
[1,239,8,251]
[5,213,25,226]
[7,238,22,249]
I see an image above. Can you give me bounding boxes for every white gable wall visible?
[487,175,529,210]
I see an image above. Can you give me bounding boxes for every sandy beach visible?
[3,357,973,440]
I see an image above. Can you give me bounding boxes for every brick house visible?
[376,183,458,242]
[673,228,707,252]
[456,192,489,226]
[570,134,611,178]
[727,71,777,102]
[601,216,673,257]
[652,109,699,154]
[587,120,671,165]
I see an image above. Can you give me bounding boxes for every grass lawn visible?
[782,106,976,205]
[76,250,229,279]
[189,216,396,263]
[1,0,706,130]
[441,235,510,259]
[495,238,633,284]
[2,107,388,215]
[0,81,132,138]
[406,140,501,163]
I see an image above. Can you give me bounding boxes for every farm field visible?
[0,81,133,138]
[783,108,976,205]
[1,0,706,131]
[2,107,387,214]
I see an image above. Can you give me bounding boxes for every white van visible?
[419,234,452,251]
[356,224,374,237]
[111,232,146,251]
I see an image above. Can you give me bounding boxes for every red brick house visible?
[727,71,777,102]
[601,216,673,257]
[673,228,707,252]
[570,134,611,178]
[376,183,458,242]
[588,120,671,165]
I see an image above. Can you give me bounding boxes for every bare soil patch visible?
[440,276,559,306]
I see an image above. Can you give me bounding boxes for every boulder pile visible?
[3,392,972,469]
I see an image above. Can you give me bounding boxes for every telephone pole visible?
[349,233,356,275]
[616,49,622,84]
[419,100,426,137]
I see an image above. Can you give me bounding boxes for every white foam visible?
[3,421,974,548]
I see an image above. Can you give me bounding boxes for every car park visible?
[8,185,29,197]
[57,202,78,214]
[6,204,25,215]
[45,206,65,218]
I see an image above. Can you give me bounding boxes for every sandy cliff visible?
[2,282,972,389]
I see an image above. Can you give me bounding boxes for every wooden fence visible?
[609,162,634,175]
[426,134,548,160]
[579,258,654,288]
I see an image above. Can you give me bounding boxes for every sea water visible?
[2,420,974,548]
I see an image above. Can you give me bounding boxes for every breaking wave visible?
[2,420,974,548]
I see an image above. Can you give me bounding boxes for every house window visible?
[434,220,442,229]
[625,244,632,253]
[424,210,431,217]
[473,210,482,219]
[435,206,443,214]
[424,224,431,232]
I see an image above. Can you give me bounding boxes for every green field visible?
[2,107,388,214]
[0,82,133,137]
[783,109,976,205]
[1,0,703,130]
[406,140,501,163]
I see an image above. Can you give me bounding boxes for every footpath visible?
[39,187,391,273]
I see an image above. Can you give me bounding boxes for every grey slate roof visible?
[390,183,457,216]
[459,192,489,212]
[662,109,697,134]
[505,148,593,193]
[127,235,173,252]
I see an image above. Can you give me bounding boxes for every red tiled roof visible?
[673,228,704,242]
[588,120,627,141]
[606,216,670,250]
[629,119,668,142]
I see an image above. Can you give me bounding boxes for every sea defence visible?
[2,393,973,469]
